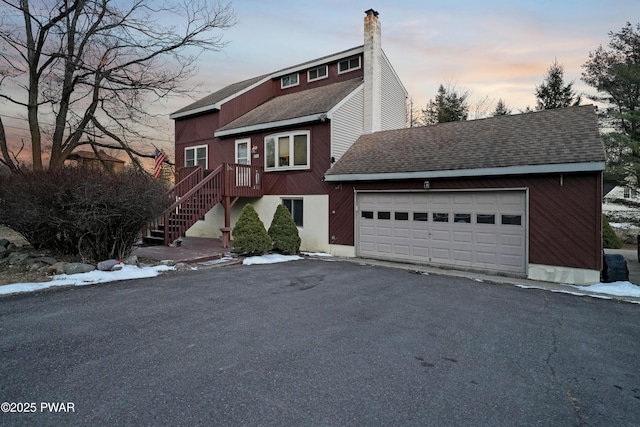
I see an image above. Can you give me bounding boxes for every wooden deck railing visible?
[143,163,264,245]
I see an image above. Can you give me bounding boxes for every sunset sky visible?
[1,0,639,163]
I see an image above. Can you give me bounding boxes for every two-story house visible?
[160,9,606,286]
[165,9,406,253]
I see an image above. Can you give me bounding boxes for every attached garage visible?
[356,190,526,274]
[325,105,606,285]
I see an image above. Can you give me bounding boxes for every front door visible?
[235,139,251,187]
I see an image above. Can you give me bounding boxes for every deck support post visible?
[220,195,232,248]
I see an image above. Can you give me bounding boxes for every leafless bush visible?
[0,168,170,262]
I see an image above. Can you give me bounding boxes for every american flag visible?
[154,149,166,179]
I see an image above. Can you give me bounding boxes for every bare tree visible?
[0,0,236,171]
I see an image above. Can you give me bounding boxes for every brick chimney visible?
[363,9,382,134]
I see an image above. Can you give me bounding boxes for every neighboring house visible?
[66,150,125,173]
[163,10,606,285]
[603,185,640,224]
[325,105,605,285]
[164,9,407,250]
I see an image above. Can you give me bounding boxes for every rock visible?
[0,247,7,259]
[32,256,58,265]
[48,262,68,275]
[63,262,95,275]
[0,238,9,249]
[174,262,194,271]
[122,255,138,265]
[7,252,29,265]
[98,259,122,271]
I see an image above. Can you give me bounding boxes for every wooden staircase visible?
[143,163,263,246]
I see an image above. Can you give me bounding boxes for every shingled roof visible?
[215,78,363,137]
[170,74,269,119]
[170,45,365,120]
[325,105,605,181]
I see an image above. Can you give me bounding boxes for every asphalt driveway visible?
[1,259,639,426]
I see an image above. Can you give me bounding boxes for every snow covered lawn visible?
[0,264,174,296]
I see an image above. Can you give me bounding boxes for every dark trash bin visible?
[602,253,629,283]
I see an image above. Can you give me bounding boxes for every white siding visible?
[380,54,407,131]
[330,87,364,162]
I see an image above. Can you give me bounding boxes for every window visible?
[265,132,310,171]
[281,73,299,88]
[378,211,391,220]
[454,213,471,223]
[501,215,522,226]
[362,211,374,219]
[413,212,428,221]
[235,139,249,165]
[185,145,207,168]
[477,214,496,224]
[395,212,409,221]
[308,66,328,82]
[624,187,636,199]
[283,199,303,227]
[433,213,449,222]
[338,56,361,73]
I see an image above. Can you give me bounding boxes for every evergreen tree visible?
[491,99,512,116]
[421,84,470,125]
[534,59,581,110]
[268,204,301,254]
[232,204,272,255]
[582,22,640,188]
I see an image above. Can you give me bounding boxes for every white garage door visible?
[356,191,526,274]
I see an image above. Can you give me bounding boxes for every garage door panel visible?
[453,231,473,243]
[453,249,472,262]
[357,191,526,274]
[476,232,497,245]
[431,229,450,242]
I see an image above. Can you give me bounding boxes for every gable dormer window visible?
[338,56,361,74]
[281,73,299,88]
[308,65,328,82]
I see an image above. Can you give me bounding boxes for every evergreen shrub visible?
[232,204,271,255]
[268,204,301,254]
[602,215,622,249]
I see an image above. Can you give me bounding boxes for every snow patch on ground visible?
[516,281,640,304]
[0,264,174,296]
[242,254,302,265]
[302,252,334,257]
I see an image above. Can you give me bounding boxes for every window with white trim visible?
[338,56,361,74]
[281,73,299,88]
[283,198,303,227]
[185,145,207,168]
[264,131,310,171]
[308,65,328,82]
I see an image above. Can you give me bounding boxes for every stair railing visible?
[161,164,224,245]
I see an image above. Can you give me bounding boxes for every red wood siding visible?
[274,57,364,97]
[328,172,603,271]
[226,122,332,195]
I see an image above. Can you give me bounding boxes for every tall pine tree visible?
[535,59,581,110]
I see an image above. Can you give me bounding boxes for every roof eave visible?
[271,47,364,79]
[170,104,220,120]
[324,161,606,182]
[214,114,326,138]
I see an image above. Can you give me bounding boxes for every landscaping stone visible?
[63,262,95,275]
[8,252,29,265]
[32,256,58,265]
[98,259,122,271]
[48,262,68,275]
